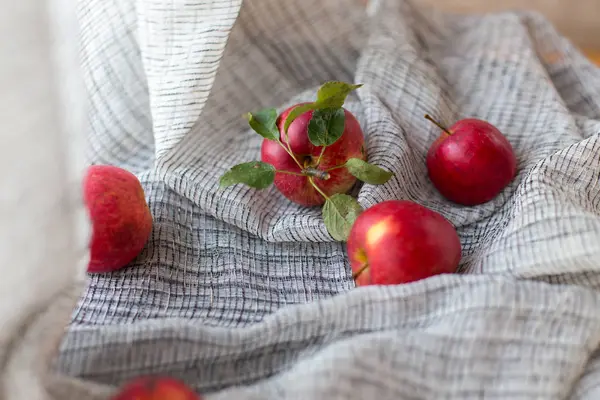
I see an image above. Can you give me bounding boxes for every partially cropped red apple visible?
[261,103,366,206]
[424,115,517,206]
[83,164,153,273]
[111,376,201,400]
[347,200,461,286]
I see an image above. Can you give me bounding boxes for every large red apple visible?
[425,115,517,206]
[261,103,366,206]
[83,164,153,273]
[347,200,461,286]
[111,376,201,400]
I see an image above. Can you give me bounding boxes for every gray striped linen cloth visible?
[27,0,600,398]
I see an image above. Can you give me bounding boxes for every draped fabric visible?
[2,0,600,398]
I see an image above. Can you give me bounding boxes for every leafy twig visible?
[325,164,346,172]
[309,177,330,201]
[315,146,327,166]
[276,170,304,177]
[218,80,396,243]
[277,139,304,170]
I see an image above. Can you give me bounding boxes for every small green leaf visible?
[307,108,346,147]
[345,158,394,185]
[316,81,362,108]
[282,102,318,134]
[219,161,276,189]
[322,193,363,241]
[246,108,279,140]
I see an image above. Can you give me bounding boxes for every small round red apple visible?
[261,103,366,206]
[424,115,517,206]
[347,200,461,286]
[83,164,153,273]
[111,376,201,400]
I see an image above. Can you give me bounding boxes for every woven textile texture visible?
[47,0,600,398]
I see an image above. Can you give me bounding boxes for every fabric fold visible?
[3,0,600,398]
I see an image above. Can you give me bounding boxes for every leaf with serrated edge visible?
[282,102,318,134]
[307,108,345,147]
[322,193,363,241]
[316,81,362,108]
[345,158,393,185]
[219,161,275,189]
[247,108,279,140]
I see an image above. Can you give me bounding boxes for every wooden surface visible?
[357,0,600,66]
[359,0,600,51]
[587,51,600,66]
[412,0,600,51]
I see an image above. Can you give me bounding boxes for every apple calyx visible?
[219,81,395,242]
[424,114,452,136]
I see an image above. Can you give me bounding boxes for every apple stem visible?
[276,139,304,170]
[325,164,346,172]
[424,114,452,135]
[303,167,330,180]
[309,177,330,201]
[276,170,305,177]
[352,263,369,280]
[315,146,327,166]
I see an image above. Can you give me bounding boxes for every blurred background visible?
[416,0,600,54]
[364,0,600,64]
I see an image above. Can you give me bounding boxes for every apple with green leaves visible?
[220,81,395,241]
[260,104,366,207]
[424,114,517,206]
[348,200,461,286]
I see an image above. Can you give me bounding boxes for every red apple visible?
[347,200,461,286]
[83,164,153,273]
[425,115,517,206]
[111,376,201,400]
[261,103,366,206]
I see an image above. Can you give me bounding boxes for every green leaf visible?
[322,193,363,241]
[281,81,362,134]
[316,81,362,108]
[219,161,276,189]
[345,158,394,185]
[246,108,279,140]
[282,102,318,134]
[307,108,346,147]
